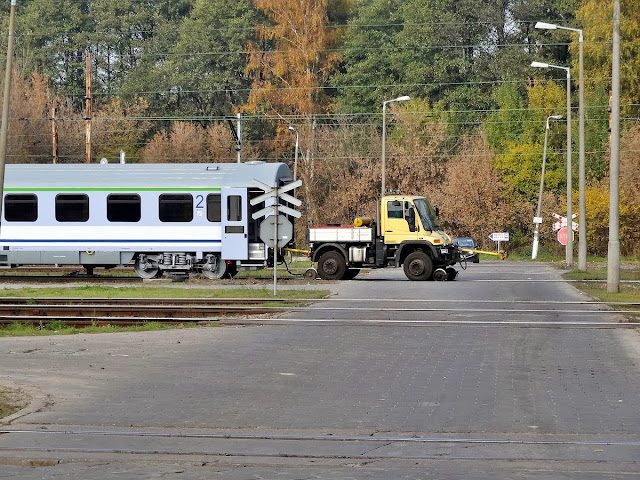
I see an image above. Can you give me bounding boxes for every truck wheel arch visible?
[395,241,437,267]
[311,243,349,263]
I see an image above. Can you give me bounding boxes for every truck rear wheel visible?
[317,251,347,280]
[403,251,433,281]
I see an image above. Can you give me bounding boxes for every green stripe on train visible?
[5,187,224,192]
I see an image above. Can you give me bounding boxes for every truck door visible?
[383,200,419,244]
[221,188,248,259]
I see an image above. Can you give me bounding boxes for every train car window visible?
[207,194,221,222]
[55,194,89,222]
[4,194,38,222]
[159,194,193,222]
[227,195,242,222]
[107,194,141,222]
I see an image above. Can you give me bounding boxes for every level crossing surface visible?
[0,262,639,479]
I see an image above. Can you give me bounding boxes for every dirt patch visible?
[0,386,30,419]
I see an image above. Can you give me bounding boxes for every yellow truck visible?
[308,195,461,281]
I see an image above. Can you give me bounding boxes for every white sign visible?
[251,179,302,220]
[489,232,509,242]
[250,178,303,296]
[551,213,578,232]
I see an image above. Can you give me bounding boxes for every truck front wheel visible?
[317,251,347,280]
[403,251,433,281]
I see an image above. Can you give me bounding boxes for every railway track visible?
[0,298,297,327]
[1,426,639,469]
[0,273,311,284]
[0,297,637,328]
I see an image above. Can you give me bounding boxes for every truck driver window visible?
[56,194,89,222]
[227,195,242,222]
[387,201,403,219]
[159,194,193,222]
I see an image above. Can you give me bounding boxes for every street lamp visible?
[288,125,299,181]
[535,22,586,270]
[531,61,573,267]
[381,95,410,196]
[532,115,563,260]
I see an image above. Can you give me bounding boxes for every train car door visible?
[221,188,248,259]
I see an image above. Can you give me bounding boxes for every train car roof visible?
[3,162,293,190]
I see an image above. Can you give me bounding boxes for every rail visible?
[0,297,636,328]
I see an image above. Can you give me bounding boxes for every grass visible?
[0,285,329,300]
[0,320,188,337]
[564,268,640,282]
[501,244,640,264]
[562,265,640,321]
[235,260,315,278]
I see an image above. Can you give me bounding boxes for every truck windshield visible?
[414,198,441,231]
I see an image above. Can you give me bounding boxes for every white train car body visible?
[0,162,295,278]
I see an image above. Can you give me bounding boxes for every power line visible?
[53,73,637,99]
[11,18,579,39]
[11,102,631,124]
[6,147,638,163]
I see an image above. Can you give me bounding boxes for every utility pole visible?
[84,51,92,164]
[607,0,621,293]
[0,0,17,221]
[236,113,242,163]
[50,102,58,164]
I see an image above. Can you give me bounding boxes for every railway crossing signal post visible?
[251,179,302,295]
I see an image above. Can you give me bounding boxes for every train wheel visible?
[134,255,160,279]
[403,251,433,281]
[317,251,347,280]
[200,255,229,279]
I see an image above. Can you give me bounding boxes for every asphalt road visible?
[0,261,639,479]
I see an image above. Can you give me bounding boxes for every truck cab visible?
[381,195,451,247]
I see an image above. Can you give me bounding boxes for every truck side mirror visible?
[435,206,440,217]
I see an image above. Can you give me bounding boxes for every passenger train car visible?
[0,162,296,278]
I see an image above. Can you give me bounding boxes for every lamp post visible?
[381,95,410,196]
[532,115,563,260]
[535,22,586,270]
[531,61,573,267]
[288,125,299,181]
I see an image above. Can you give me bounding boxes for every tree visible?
[92,96,151,163]
[244,0,343,117]
[330,0,406,113]
[166,0,258,117]
[487,81,566,203]
[142,122,238,163]
[17,0,90,98]
[332,0,570,115]
[574,0,640,115]
[436,132,508,249]
[86,0,157,95]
